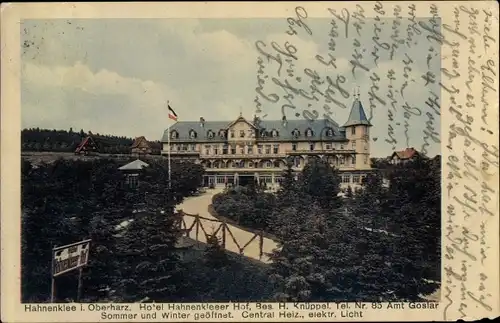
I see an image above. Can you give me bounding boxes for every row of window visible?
[170,127,339,140]
[342,174,364,183]
[210,176,283,184]
[206,160,283,169]
[202,155,368,169]
[170,141,368,153]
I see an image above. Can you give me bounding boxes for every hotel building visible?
[161,97,373,189]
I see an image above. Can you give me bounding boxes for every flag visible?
[168,104,178,121]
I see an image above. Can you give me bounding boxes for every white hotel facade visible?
[161,98,373,190]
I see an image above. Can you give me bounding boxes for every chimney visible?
[282,115,287,126]
[200,117,205,127]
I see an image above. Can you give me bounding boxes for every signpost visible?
[50,239,91,303]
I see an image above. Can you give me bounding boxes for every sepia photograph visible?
[2,1,498,322]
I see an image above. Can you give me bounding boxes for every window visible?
[294,157,301,167]
[189,130,197,139]
[182,144,188,151]
[257,145,263,154]
[342,175,351,183]
[265,145,271,154]
[171,131,178,139]
[240,130,245,138]
[351,127,356,135]
[292,143,297,151]
[191,144,196,151]
[247,145,253,154]
[272,129,279,137]
[231,146,236,154]
[222,145,228,155]
[353,175,360,183]
[213,161,220,169]
[340,157,345,165]
[305,129,313,137]
[273,144,279,154]
[207,130,214,138]
[273,160,281,168]
[216,176,225,184]
[326,129,333,137]
[214,146,219,155]
[126,174,139,188]
[219,130,226,138]
[231,161,236,168]
[249,162,254,168]
[340,144,344,150]
[266,161,272,168]
[248,129,255,138]
[260,130,267,137]
[309,143,315,151]
[230,130,235,138]
[352,140,356,149]
[352,155,356,165]
[239,160,245,168]
[292,129,300,137]
[364,155,368,164]
[239,146,244,154]
[205,145,211,155]
[326,143,332,150]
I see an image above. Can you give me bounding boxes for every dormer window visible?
[292,129,300,138]
[189,130,197,139]
[218,130,226,138]
[170,130,179,139]
[271,129,279,137]
[326,128,334,137]
[260,129,267,137]
[207,130,214,139]
[305,128,313,137]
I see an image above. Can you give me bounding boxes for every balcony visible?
[199,153,287,159]
[162,150,200,156]
[286,149,355,155]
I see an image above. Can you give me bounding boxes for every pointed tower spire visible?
[343,88,372,127]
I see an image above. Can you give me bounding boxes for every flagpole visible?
[167,101,172,191]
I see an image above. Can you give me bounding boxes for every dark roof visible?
[75,136,98,153]
[162,118,347,142]
[131,136,151,149]
[343,98,371,127]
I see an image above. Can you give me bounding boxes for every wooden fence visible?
[175,210,268,261]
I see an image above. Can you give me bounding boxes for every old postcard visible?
[1,1,499,322]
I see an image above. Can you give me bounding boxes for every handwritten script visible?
[254,3,443,157]
[441,3,499,321]
[254,2,498,320]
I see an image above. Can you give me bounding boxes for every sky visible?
[21,16,441,157]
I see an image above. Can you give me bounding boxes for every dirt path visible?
[176,189,279,263]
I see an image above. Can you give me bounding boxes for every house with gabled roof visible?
[390,147,420,165]
[74,136,99,155]
[160,96,373,189]
[131,136,152,155]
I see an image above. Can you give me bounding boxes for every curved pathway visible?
[176,188,279,263]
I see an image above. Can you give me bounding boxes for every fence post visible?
[221,222,226,249]
[195,215,200,244]
[259,231,264,261]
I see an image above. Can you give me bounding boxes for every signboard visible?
[52,239,91,277]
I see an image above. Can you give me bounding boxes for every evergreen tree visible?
[115,160,185,302]
[300,157,342,210]
[203,234,229,269]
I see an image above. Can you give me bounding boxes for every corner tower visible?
[342,93,372,169]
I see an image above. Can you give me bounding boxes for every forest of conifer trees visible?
[21,128,161,154]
